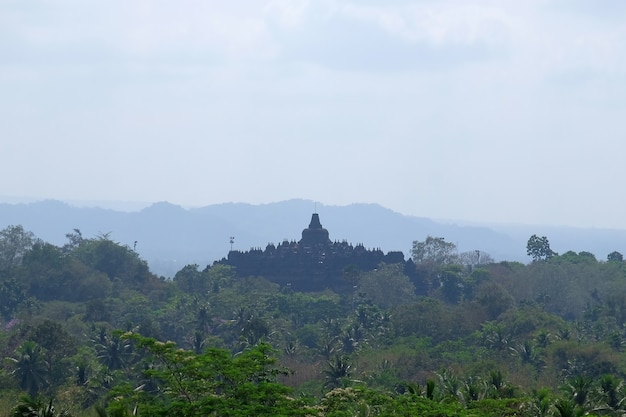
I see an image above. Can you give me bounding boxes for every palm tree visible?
[374,311,392,338]
[557,328,571,341]
[530,388,552,417]
[536,329,552,348]
[462,376,486,403]
[592,374,626,414]
[186,330,206,354]
[510,340,544,370]
[10,396,73,417]
[282,339,299,357]
[487,369,514,399]
[482,323,509,350]
[339,331,358,355]
[340,325,366,354]
[7,341,49,396]
[317,336,337,360]
[321,317,342,338]
[324,355,352,389]
[240,316,270,347]
[564,375,592,408]
[436,369,461,401]
[95,334,132,371]
[355,305,371,328]
[552,399,580,417]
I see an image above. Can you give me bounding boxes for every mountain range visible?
[1,199,624,277]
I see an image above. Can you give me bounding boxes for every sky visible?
[1,0,626,228]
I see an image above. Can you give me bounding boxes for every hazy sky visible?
[2,1,626,228]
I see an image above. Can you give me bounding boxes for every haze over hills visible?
[1,199,624,277]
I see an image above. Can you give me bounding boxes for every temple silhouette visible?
[218,213,412,292]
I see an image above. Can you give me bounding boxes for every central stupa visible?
[299,213,331,246]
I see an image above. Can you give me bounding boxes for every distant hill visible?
[1,199,625,277]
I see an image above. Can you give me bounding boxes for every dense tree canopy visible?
[412,236,458,265]
[1,224,626,416]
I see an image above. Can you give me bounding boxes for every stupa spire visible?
[300,213,330,245]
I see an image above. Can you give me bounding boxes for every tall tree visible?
[412,236,458,265]
[526,235,556,261]
[0,276,26,319]
[0,225,36,271]
[94,333,132,371]
[607,251,624,262]
[7,341,49,396]
[324,355,352,389]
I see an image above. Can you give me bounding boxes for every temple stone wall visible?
[216,213,412,292]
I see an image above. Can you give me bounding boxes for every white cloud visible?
[265,0,311,28]
[2,0,626,227]
[339,1,513,46]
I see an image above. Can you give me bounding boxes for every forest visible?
[2,224,626,416]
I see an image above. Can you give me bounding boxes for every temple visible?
[217,213,411,292]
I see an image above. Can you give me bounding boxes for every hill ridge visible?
[2,199,625,277]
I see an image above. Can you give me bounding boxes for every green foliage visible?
[7,223,626,416]
[172,264,205,293]
[467,398,532,417]
[94,331,133,371]
[607,251,624,262]
[71,235,157,292]
[391,298,478,343]
[412,236,457,265]
[526,235,556,262]
[10,395,74,417]
[0,277,27,319]
[357,263,416,309]
[318,387,532,417]
[29,320,77,387]
[0,225,36,272]
[476,282,514,319]
[435,264,466,303]
[174,264,235,295]
[6,341,49,397]
[106,333,309,417]
[274,291,342,326]
[558,251,597,264]
[324,355,352,389]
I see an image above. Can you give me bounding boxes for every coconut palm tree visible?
[95,334,132,371]
[7,341,49,396]
[564,375,592,408]
[530,388,552,417]
[324,355,352,389]
[10,396,73,417]
[317,336,338,360]
[487,369,514,399]
[462,376,486,403]
[536,329,552,348]
[321,317,342,338]
[552,399,580,417]
[340,325,366,355]
[592,374,626,414]
[436,369,462,401]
